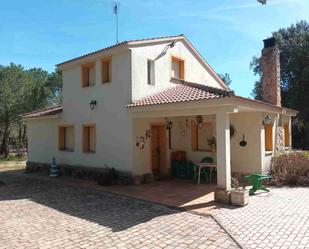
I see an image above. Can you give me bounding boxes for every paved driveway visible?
[0,173,238,249]
[214,187,309,249]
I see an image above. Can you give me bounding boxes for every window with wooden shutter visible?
[81,62,96,87]
[191,120,198,151]
[58,125,74,151]
[59,127,65,150]
[101,57,112,83]
[83,124,96,153]
[147,59,155,85]
[197,122,214,151]
[171,56,184,80]
[265,124,273,151]
[284,123,290,147]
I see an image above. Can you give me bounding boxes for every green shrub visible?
[272,152,309,186]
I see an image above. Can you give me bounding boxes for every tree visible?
[250,21,309,149]
[219,73,232,86]
[0,63,62,157]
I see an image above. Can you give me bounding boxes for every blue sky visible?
[1,0,308,97]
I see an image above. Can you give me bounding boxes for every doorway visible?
[151,124,167,178]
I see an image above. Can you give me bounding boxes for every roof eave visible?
[56,42,130,71]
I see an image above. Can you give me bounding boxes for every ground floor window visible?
[191,120,214,151]
[284,123,290,147]
[58,125,74,151]
[264,123,273,151]
[82,124,96,153]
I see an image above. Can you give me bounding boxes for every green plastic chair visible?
[244,173,272,195]
[193,156,213,183]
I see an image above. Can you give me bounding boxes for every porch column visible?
[216,111,231,190]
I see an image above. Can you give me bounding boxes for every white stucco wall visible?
[27,117,59,164]
[27,50,134,172]
[230,112,264,174]
[131,40,224,101]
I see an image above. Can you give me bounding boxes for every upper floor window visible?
[82,63,96,87]
[147,59,155,85]
[101,57,112,84]
[264,123,273,151]
[58,125,74,151]
[171,56,184,80]
[82,124,96,153]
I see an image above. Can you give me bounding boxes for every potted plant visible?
[230,177,249,206]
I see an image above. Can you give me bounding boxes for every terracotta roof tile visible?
[21,106,63,118]
[126,79,233,107]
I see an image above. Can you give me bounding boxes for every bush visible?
[271,152,309,186]
[95,168,118,186]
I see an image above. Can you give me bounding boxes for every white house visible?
[22,35,297,192]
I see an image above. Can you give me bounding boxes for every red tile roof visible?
[21,106,63,118]
[126,79,233,107]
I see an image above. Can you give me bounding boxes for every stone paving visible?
[214,187,309,249]
[0,173,239,249]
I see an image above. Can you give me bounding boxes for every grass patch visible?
[0,153,27,162]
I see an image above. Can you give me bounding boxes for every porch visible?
[132,108,266,192]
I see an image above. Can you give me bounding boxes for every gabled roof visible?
[56,34,229,90]
[21,106,63,119]
[126,78,233,107]
[56,34,183,67]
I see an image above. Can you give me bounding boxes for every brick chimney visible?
[261,37,281,106]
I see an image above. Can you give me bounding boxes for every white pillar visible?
[216,112,231,190]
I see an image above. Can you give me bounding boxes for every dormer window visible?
[82,62,96,87]
[147,59,155,85]
[101,57,112,84]
[171,56,184,80]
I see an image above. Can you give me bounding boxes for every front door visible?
[151,125,166,177]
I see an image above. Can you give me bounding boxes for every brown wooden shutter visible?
[191,120,198,151]
[179,60,184,80]
[58,127,65,150]
[90,125,96,153]
[284,124,290,147]
[81,66,89,87]
[102,57,111,83]
[83,126,89,152]
[265,124,273,151]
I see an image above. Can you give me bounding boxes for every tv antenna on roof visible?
[113,3,119,43]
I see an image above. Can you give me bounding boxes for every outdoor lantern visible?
[262,115,272,125]
[89,100,97,110]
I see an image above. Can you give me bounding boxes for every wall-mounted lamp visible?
[89,100,97,111]
[154,41,177,61]
[262,115,272,125]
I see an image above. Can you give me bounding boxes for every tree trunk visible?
[0,110,10,158]
[0,123,10,158]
